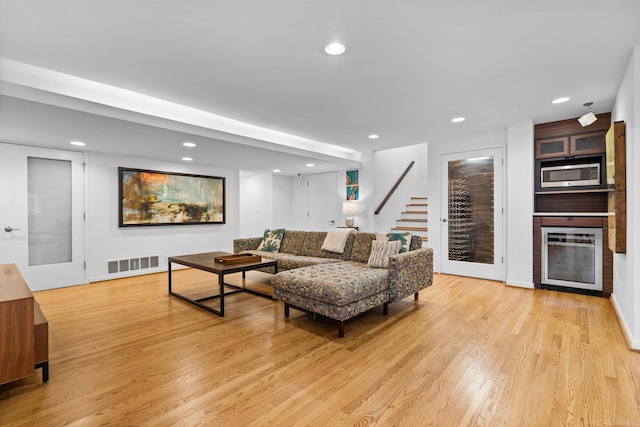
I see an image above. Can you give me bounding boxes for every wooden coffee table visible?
[168,251,277,316]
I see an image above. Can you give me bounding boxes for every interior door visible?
[0,143,86,290]
[307,172,339,231]
[440,148,503,281]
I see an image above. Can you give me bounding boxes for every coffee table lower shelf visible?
[168,251,277,317]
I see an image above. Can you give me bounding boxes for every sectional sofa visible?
[234,230,434,337]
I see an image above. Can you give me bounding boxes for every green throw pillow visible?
[375,231,411,253]
[257,228,285,252]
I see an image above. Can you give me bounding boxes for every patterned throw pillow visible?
[375,231,412,253]
[367,240,402,268]
[256,228,285,252]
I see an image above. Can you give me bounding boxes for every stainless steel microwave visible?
[540,163,600,188]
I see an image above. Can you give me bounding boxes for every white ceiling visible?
[1,0,639,175]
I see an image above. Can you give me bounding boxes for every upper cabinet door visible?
[535,136,570,159]
[535,132,606,160]
[570,131,606,156]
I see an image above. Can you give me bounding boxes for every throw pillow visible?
[256,228,285,252]
[375,231,412,253]
[367,240,402,268]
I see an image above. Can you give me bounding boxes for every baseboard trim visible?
[610,293,640,351]
[506,280,534,289]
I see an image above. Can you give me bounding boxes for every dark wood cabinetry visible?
[0,264,49,385]
[570,131,606,156]
[536,131,606,159]
[533,113,612,297]
[535,136,570,159]
[535,125,607,159]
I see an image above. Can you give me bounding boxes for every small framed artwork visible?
[346,170,359,200]
[119,167,225,227]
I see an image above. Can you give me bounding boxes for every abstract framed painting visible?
[118,167,225,226]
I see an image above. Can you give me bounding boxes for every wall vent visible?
[108,256,160,274]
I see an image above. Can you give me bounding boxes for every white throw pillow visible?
[367,240,402,268]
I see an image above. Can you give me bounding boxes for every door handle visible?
[441,218,448,223]
[4,226,20,232]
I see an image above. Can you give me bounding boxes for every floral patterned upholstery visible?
[274,289,389,322]
[233,237,263,254]
[299,231,355,260]
[234,230,433,337]
[388,248,433,301]
[279,230,307,255]
[272,262,389,306]
[242,250,339,271]
[350,233,376,263]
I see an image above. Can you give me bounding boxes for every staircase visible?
[391,196,428,246]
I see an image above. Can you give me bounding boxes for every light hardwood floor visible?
[1,270,639,426]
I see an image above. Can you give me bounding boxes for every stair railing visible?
[374,161,415,215]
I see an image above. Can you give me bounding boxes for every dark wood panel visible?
[532,217,541,287]
[534,112,611,140]
[539,216,604,228]
[602,218,613,297]
[535,192,607,213]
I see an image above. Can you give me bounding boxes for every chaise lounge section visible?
[234,230,434,337]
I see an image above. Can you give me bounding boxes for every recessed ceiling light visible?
[552,97,570,104]
[306,163,315,167]
[451,117,465,123]
[368,134,379,139]
[70,141,86,146]
[273,169,281,173]
[325,42,346,55]
[182,142,196,147]
[182,157,193,161]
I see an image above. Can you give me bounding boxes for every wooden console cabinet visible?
[0,264,49,385]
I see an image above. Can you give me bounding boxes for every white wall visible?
[372,144,428,232]
[240,172,309,233]
[272,174,293,228]
[87,152,239,282]
[356,150,374,232]
[238,173,295,238]
[506,120,535,288]
[427,128,508,274]
[239,173,273,237]
[610,44,639,349]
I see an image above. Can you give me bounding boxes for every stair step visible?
[397,219,427,223]
[391,226,428,232]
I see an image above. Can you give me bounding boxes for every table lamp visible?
[342,202,358,227]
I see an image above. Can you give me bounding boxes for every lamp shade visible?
[343,202,358,215]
